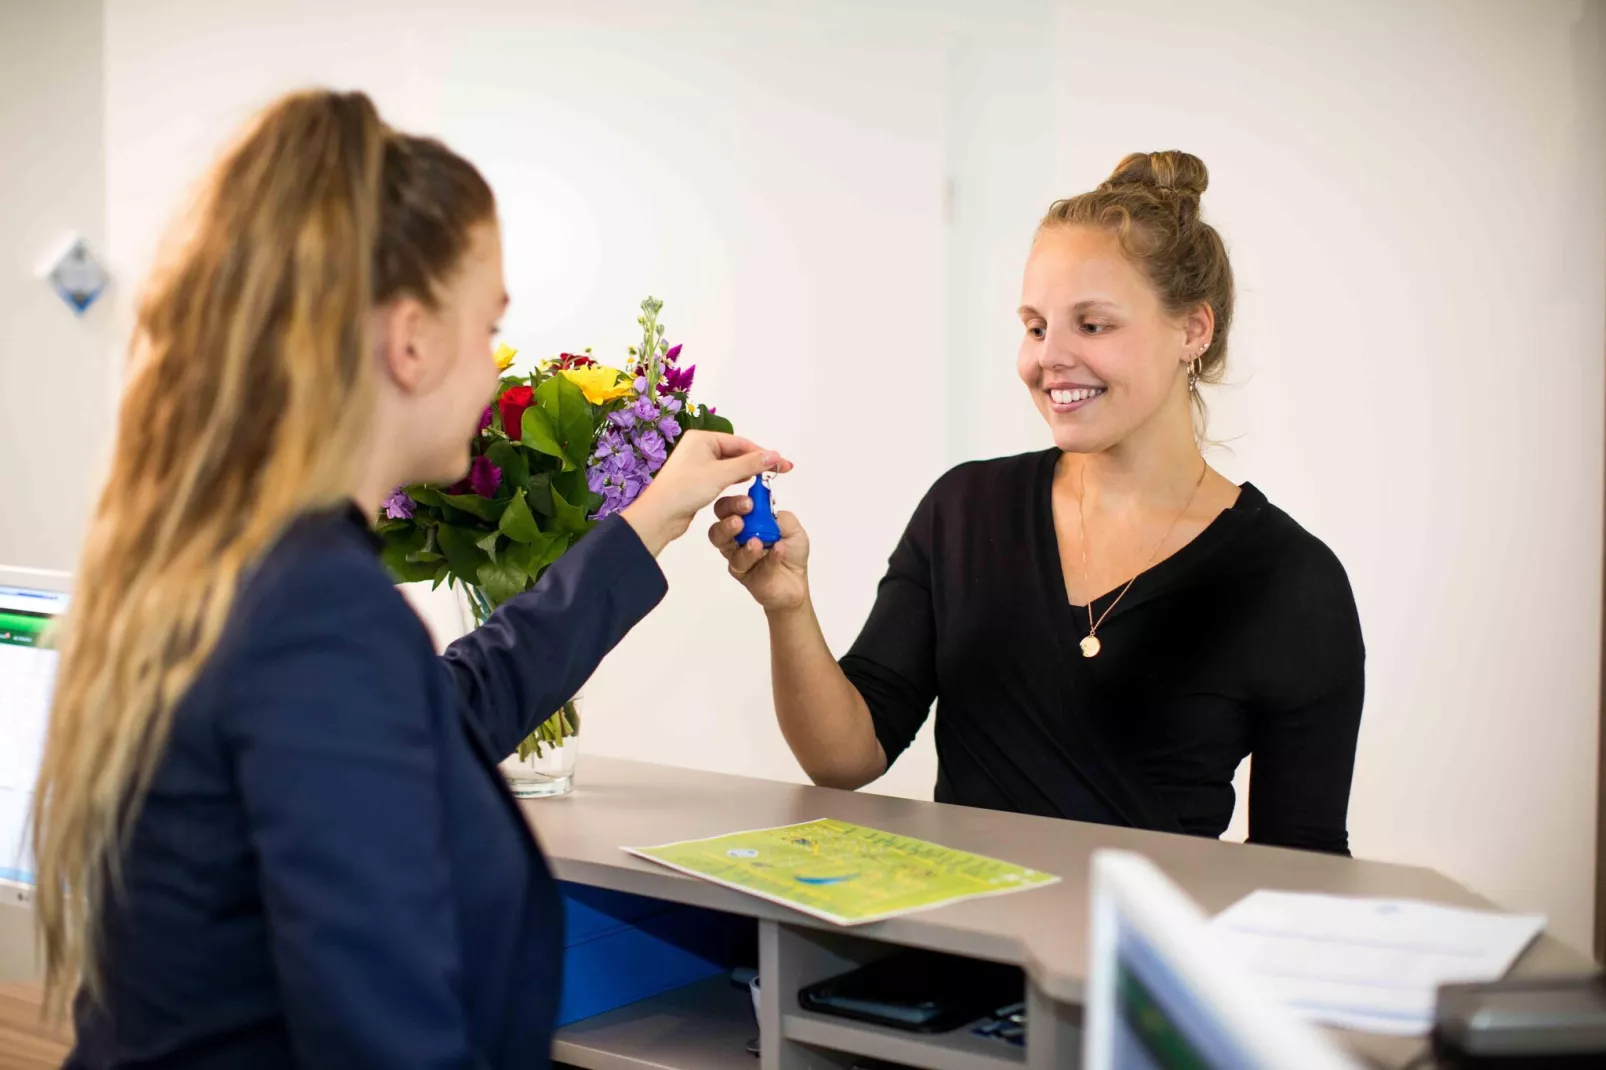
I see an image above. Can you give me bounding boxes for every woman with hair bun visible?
[713,151,1364,857]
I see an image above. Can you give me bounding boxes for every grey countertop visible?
[522,755,1594,1003]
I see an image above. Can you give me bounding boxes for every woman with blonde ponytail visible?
[33,89,785,1069]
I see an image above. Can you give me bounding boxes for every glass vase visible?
[499,698,580,798]
[461,584,581,798]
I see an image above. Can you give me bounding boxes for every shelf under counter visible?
[553,975,757,1070]
[781,1007,1023,1070]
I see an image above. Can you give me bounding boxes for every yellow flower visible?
[493,343,518,371]
[560,366,634,405]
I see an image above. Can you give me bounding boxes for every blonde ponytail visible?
[30,89,494,1016]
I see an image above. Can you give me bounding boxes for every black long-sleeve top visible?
[840,449,1365,855]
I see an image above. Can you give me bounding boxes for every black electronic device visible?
[798,949,1023,1034]
[1432,975,1606,1067]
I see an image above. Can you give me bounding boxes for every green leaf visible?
[506,531,569,581]
[535,374,596,471]
[379,528,437,583]
[477,558,527,604]
[525,472,555,517]
[485,440,531,494]
[435,523,490,584]
[405,549,443,564]
[498,489,542,544]
[702,412,734,435]
[551,468,590,510]
[521,406,565,462]
[552,467,604,518]
[550,484,593,537]
[437,492,508,523]
[476,530,501,561]
[407,485,445,508]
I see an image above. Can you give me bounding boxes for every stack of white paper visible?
[1210,890,1546,1036]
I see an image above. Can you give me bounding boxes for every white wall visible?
[103,0,962,797]
[0,0,108,983]
[86,0,1606,952]
[1046,0,1606,948]
[0,0,110,572]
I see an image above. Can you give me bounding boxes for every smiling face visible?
[1017,224,1203,454]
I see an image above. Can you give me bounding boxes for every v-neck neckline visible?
[1035,448,1258,620]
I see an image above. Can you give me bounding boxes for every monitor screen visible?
[0,583,68,888]
[1111,916,1259,1070]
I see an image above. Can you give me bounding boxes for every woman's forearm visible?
[765,597,886,790]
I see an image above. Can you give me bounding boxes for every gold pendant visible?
[1080,635,1102,658]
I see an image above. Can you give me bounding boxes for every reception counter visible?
[531,757,1596,1070]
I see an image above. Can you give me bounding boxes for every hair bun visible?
[1102,151,1209,200]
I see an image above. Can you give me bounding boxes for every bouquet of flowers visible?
[377,297,732,758]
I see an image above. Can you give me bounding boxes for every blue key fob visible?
[736,475,782,548]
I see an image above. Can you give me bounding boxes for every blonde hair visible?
[1040,150,1235,433]
[30,89,494,1016]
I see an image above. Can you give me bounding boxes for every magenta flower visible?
[466,455,501,497]
[382,487,414,520]
[478,406,493,432]
[662,364,696,393]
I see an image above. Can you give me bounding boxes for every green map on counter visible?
[625,818,1060,925]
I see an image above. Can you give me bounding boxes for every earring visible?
[1187,341,1209,391]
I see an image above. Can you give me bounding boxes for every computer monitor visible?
[1084,849,1361,1070]
[0,566,70,910]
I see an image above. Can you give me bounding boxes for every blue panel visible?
[557,881,751,1027]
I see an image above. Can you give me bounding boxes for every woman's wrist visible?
[619,502,676,558]
[762,585,814,623]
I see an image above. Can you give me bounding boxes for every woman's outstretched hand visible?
[709,492,810,614]
[621,432,791,557]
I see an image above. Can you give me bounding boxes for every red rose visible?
[499,385,535,439]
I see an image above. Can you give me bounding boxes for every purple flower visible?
[607,409,637,430]
[604,448,642,478]
[593,484,628,521]
[631,395,661,423]
[466,455,501,498]
[662,396,683,414]
[658,415,682,443]
[478,406,493,432]
[634,376,649,394]
[634,428,667,471]
[587,467,607,494]
[596,429,629,460]
[382,487,414,520]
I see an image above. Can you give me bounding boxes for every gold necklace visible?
[1075,460,1208,658]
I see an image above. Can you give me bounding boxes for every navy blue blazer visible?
[68,506,666,1069]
